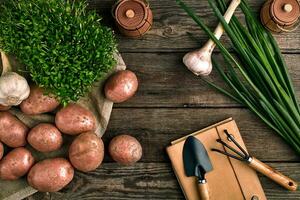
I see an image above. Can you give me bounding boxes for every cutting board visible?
[166,118,267,200]
[0,52,126,200]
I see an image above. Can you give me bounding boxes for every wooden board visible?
[26,163,300,200]
[0,53,126,200]
[105,108,299,162]
[22,0,300,199]
[88,0,300,53]
[117,53,300,108]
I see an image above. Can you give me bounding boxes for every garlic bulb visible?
[182,0,240,76]
[0,72,30,106]
[183,48,213,76]
[0,51,30,106]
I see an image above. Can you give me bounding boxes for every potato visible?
[109,134,142,164]
[104,70,138,103]
[55,104,96,135]
[0,147,34,180]
[0,104,11,111]
[28,123,63,152]
[0,112,28,147]
[20,85,60,115]
[69,132,104,172]
[27,158,74,192]
[0,142,3,160]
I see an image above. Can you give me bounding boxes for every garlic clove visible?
[183,50,213,76]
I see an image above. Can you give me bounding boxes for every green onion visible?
[176,0,300,154]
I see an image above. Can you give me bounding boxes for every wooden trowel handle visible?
[198,182,210,200]
[249,157,298,191]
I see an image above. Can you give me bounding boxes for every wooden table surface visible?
[27,0,300,199]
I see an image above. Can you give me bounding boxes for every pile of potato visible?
[0,70,142,193]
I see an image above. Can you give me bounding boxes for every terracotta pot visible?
[260,0,300,33]
[112,0,153,37]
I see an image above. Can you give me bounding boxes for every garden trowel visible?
[183,136,213,200]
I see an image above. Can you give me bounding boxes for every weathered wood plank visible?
[116,53,300,108]
[88,0,300,52]
[26,162,300,200]
[102,108,299,162]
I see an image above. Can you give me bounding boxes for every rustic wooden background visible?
[27,0,300,199]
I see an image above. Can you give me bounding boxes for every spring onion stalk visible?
[176,0,300,154]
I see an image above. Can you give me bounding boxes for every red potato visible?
[0,112,28,147]
[27,123,63,152]
[104,70,138,103]
[27,158,74,192]
[109,134,142,165]
[20,85,60,115]
[0,142,3,160]
[0,147,34,180]
[0,104,11,111]
[69,132,104,172]
[55,104,96,135]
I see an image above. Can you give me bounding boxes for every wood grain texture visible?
[117,53,300,107]
[26,162,300,200]
[87,0,300,53]
[104,108,299,162]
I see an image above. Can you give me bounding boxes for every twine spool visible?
[112,0,153,37]
[260,0,300,33]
